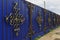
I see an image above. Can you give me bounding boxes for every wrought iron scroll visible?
[36,11,43,31]
[56,15,59,25]
[51,13,56,28]
[54,14,56,26]
[56,15,58,26]
[48,13,51,29]
[24,3,35,40]
[5,2,25,36]
[44,9,47,33]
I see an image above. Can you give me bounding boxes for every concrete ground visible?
[38,27,60,40]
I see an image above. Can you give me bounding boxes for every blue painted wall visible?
[0,0,60,40]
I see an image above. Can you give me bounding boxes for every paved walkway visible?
[38,27,60,40]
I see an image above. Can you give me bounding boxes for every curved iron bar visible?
[36,11,43,31]
[24,3,35,40]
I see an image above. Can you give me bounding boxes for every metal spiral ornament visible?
[36,11,43,30]
[5,2,25,36]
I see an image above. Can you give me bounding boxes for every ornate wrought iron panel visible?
[0,0,60,40]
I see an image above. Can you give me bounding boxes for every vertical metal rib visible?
[6,0,8,40]
[48,13,51,28]
[2,0,4,40]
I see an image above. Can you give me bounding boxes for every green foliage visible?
[35,36,41,40]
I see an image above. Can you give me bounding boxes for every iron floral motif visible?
[36,11,43,30]
[5,3,25,36]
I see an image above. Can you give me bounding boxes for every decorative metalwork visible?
[57,16,60,25]
[56,15,58,25]
[44,9,47,33]
[36,11,43,30]
[52,13,56,25]
[44,25,47,33]
[57,15,59,25]
[53,15,56,25]
[48,13,51,26]
[5,3,25,36]
[25,3,35,40]
[54,14,57,26]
